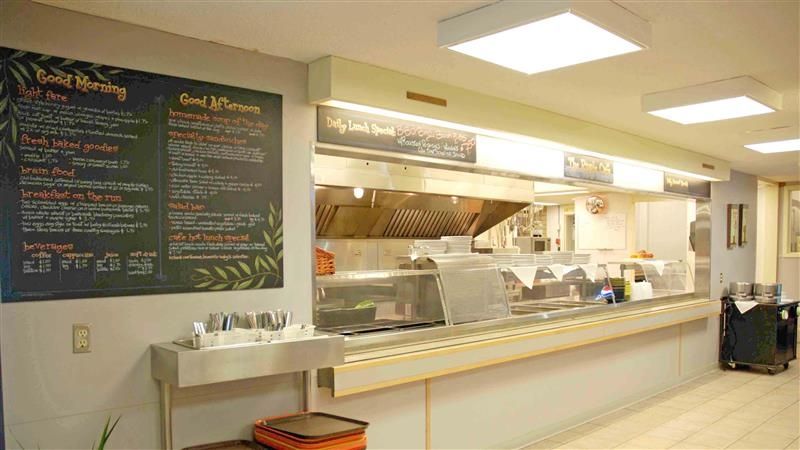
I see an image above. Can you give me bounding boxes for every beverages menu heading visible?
[0,48,283,302]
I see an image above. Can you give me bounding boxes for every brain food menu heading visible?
[0,48,283,301]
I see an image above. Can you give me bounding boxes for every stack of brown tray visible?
[254,412,368,450]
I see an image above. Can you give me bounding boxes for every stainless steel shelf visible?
[151,334,344,388]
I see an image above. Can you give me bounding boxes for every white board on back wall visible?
[577,212,627,250]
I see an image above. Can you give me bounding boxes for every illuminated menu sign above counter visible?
[564,152,614,184]
[0,47,284,301]
[317,105,477,162]
[663,173,712,198]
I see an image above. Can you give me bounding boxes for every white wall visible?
[778,183,800,299]
[0,1,315,448]
[709,170,758,300]
[635,200,690,262]
[756,182,779,283]
[574,193,636,265]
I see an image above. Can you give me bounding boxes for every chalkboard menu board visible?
[0,48,283,301]
[564,152,614,184]
[664,173,711,198]
[317,105,477,162]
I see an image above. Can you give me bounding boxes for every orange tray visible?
[254,429,366,450]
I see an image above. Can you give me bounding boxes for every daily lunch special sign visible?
[317,105,477,163]
[0,48,283,301]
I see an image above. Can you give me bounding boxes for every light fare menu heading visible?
[0,48,283,302]
[317,105,477,162]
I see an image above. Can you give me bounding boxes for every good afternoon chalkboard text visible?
[0,48,283,301]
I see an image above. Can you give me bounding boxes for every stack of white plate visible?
[473,239,492,249]
[491,254,515,267]
[412,240,447,256]
[550,252,574,264]
[511,254,537,266]
[573,254,592,264]
[442,236,472,254]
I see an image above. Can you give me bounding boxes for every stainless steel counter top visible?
[151,334,344,388]
[341,295,713,362]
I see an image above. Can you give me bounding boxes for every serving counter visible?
[320,296,716,397]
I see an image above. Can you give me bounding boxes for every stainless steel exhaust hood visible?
[315,186,529,239]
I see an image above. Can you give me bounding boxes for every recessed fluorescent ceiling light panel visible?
[438,0,651,75]
[643,76,781,124]
[745,138,800,153]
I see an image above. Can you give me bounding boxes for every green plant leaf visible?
[11,50,26,58]
[194,279,215,289]
[50,67,68,78]
[253,275,266,289]
[91,69,108,82]
[263,230,272,247]
[11,115,17,143]
[277,249,284,261]
[214,266,228,280]
[194,268,211,275]
[225,265,241,278]
[29,62,42,74]
[266,255,279,271]
[36,55,50,62]
[275,224,283,237]
[275,236,283,247]
[255,255,267,271]
[5,142,16,164]
[10,60,31,83]
[8,65,26,88]
[268,214,275,228]
[209,282,229,291]
[108,69,123,75]
[97,415,121,450]
[0,120,7,133]
[236,278,253,290]
[60,59,76,67]
[0,98,7,115]
[270,203,276,216]
[238,261,251,275]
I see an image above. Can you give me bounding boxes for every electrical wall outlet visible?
[73,323,91,353]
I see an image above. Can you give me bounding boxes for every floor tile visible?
[616,434,678,449]
[583,426,644,445]
[642,425,695,441]
[736,430,796,449]
[752,421,800,439]
[682,428,740,448]
[523,438,562,450]
[549,428,586,444]
[527,366,800,450]
[558,435,619,449]
[669,441,715,449]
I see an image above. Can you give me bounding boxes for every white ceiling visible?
[40,0,800,181]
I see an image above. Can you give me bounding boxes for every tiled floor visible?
[526,364,799,449]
